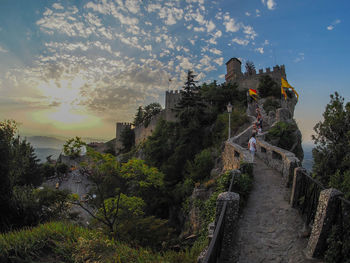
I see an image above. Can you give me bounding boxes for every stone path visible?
[236,158,318,263]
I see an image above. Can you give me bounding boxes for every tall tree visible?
[245,61,256,75]
[133,106,144,126]
[312,92,350,186]
[175,70,206,126]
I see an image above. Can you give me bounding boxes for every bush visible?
[186,149,214,182]
[258,75,280,98]
[0,221,204,263]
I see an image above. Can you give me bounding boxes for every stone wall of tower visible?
[115,122,132,149]
[165,90,182,110]
[225,57,286,91]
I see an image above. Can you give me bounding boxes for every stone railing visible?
[290,168,350,260]
[198,170,241,263]
[255,139,300,186]
[222,139,252,171]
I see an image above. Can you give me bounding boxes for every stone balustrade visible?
[255,138,300,186]
[222,140,252,171]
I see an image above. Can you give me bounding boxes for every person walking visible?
[248,133,257,163]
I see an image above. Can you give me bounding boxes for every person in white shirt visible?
[248,133,257,163]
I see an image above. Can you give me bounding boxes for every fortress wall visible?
[134,110,165,145]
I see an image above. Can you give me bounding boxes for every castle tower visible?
[225,57,242,83]
[116,122,132,141]
[165,90,182,110]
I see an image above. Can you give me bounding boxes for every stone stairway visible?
[236,158,319,263]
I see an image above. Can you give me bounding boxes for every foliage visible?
[258,75,280,98]
[0,119,48,232]
[77,149,168,246]
[6,186,72,232]
[245,60,256,75]
[133,103,162,128]
[144,102,162,127]
[175,70,206,127]
[63,136,86,158]
[324,225,346,263]
[185,149,214,182]
[263,98,281,114]
[312,92,350,187]
[200,81,247,113]
[120,125,135,153]
[133,106,144,126]
[0,221,204,263]
[266,121,303,160]
[42,162,56,178]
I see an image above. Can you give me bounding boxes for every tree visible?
[0,119,66,231]
[175,70,207,127]
[133,106,144,126]
[245,61,256,75]
[258,75,280,98]
[312,92,350,186]
[143,103,162,127]
[75,149,167,239]
[63,137,86,158]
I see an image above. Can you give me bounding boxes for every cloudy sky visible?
[0,0,349,141]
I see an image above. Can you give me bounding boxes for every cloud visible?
[209,48,222,55]
[262,0,276,10]
[223,15,240,32]
[52,3,64,10]
[245,12,251,16]
[294,52,305,63]
[255,47,264,54]
[232,38,249,46]
[327,19,341,30]
[0,45,8,53]
[243,25,257,40]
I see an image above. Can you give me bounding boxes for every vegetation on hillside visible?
[258,75,280,98]
[0,120,73,232]
[310,92,350,262]
[266,121,304,161]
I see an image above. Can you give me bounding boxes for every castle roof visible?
[226,57,241,65]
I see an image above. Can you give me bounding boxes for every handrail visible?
[203,173,235,263]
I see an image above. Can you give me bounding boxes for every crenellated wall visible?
[225,57,286,91]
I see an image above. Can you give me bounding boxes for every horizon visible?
[0,0,349,142]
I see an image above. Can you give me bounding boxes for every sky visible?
[0,0,349,142]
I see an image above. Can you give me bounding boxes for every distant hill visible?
[25,136,65,150]
[34,148,62,163]
[25,135,109,163]
[302,142,314,172]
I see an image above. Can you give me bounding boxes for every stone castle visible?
[225,57,286,90]
[115,57,288,150]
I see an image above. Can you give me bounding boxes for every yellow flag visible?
[281,77,299,101]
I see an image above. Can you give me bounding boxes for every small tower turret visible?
[225,57,242,83]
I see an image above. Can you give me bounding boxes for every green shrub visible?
[186,149,214,182]
[258,75,280,98]
[0,221,204,263]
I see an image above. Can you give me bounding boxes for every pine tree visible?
[245,61,256,75]
[175,70,206,126]
[133,106,144,126]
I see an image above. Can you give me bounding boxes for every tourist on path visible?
[248,133,257,163]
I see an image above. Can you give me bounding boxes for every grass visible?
[0,221,205,263]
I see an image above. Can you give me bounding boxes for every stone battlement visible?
[225,57,286,90]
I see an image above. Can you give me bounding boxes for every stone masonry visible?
[225,57,287,90]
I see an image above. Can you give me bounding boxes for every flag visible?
[249,88,258,101]
[281,77,299,101]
